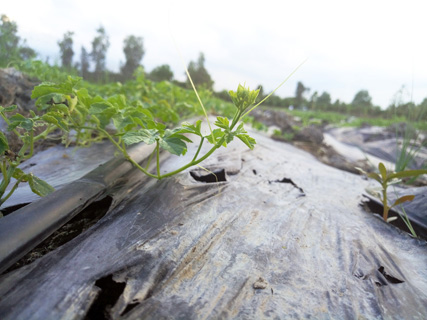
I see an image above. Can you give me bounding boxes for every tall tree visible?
[58,31,74,68]
[121,35,145,80]
[90,26,110,80]
[148,64,173,82]
[317,91,331,110]
[80,46,90,79]
[186,52,214,90]
[352,90,373,116]
[352,90,372,106]
[0,14,36,67]
[294,81,309,109]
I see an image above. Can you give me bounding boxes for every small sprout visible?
[228,84,259,113]
[358,162,427,224]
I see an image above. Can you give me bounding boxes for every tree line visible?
[1,14,426,121]
[249,81,427,121]
[0,14,213,89]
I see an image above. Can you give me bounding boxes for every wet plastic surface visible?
[326,126,427,170]
[0,129,426,319]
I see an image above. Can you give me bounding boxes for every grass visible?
[261,106,427,131]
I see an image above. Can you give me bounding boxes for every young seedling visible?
[0,105,55,213]
[358,162,427,223]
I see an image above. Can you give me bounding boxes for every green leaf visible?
[35,93,68,110]
[391,195,415,208]
[12,167,27,180]
[122,129,158,146]
[179,120,202,137]
[0,105,17,113]
[28,174,55,197]
[89,102,117,127]
[31,77,81,99]
[236,133,256,150]
[8,114,34,131]
[388,169,427,181]
[0,131,9,155]
[229,84,260,112]
[159,136,188,156]
[164,128,192,143]
[367,172,382,184]
[42,113,69,131]
[205,129,226,146]
[214,116,230,130]
[378,162,387,181]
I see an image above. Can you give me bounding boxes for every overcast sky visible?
[3,0,427,109]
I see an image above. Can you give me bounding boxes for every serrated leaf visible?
[8,114,34,131]
[31,77,81,99]
[0,131,9,155]
[391,195,415,208]
[236,133,256,150]
[89,102,117,127]
[214,116,230,130]
[159,136,188,156]
[205,129,226,146]
[42,113,69,131]
[112,114,136,131]
[164,128,192,143]
[123,129,158,145]
[28,174,55,197]
[35,93,68,110]
[0,105,17,113]
[179,120,202,137]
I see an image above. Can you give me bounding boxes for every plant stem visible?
[0,176,24,206]
[95,126,158,179]
[156,140,160,179]
[145,147,156,170]
[191,137,204,162]
[382,187,389,221]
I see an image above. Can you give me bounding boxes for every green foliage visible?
[121,35,145,81]
[228,84,259,113]
[0,105,56,210]
[0,74,265,210]
[91,26,110,81]
[186,52,214,90]
[294,81,309,109]
[79,46,90,79]
[0,14,36,67]
[58,31,74,68]
[148,64,174,82]
[358,162,427,237]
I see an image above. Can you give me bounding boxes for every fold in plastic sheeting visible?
[0,129,426,319]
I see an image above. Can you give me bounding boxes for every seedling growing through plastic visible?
[358,162,427,223]
[0,105,55,213]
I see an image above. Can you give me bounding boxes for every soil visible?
[4,196,112,273]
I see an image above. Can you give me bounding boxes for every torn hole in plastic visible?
[0,203,31,217]
[86,274,126,319]
[120,302,140,316]
[378,266,404,284]
[190,169,226,183]
[270,177,305,196]
[5,196,113,273]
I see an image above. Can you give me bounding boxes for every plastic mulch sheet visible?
[0,129,426,319]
